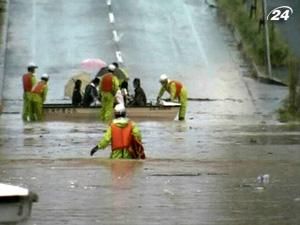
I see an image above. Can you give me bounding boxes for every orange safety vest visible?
[31,81,46,94]
[169,80,183,98]
[23,73,33,92]
[111,122,133,150]
[101,73,113,92]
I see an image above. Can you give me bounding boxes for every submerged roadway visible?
[0,0,299,224]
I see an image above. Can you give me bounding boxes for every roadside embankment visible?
[0,0,8,112]
[217,0,300,122]
[217,0,290,84]
[278,58,300,122]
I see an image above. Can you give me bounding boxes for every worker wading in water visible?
[90,104,145,159]
[156,74,188,121]
[99,64,119,122]
[31,73,49,121]
[22,62,38,121]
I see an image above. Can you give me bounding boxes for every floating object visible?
[255,186,265,191]
[0,183,38,223]
[257,174,270,184]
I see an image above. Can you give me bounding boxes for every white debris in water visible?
[164,189,175,195]
[262,174,270,183]
[256,176,262,183]
[83,185,97,190]
[294,197,300,202]
[257,174,270,184]
[69,180,78,189]
[164,179,171,184]
[255,186,265,191]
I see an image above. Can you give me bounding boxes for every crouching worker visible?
[90,104,145,159]
[31,73,49,121]
[157,74,188,121]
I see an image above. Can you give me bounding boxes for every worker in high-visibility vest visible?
[90,104,145,159]
[22,62,38,121]
[156,74,188,121]
[31,73,49,121]
[99,64,119,123]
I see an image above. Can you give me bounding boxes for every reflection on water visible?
[110,160,143,189]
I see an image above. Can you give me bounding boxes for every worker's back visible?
[90,104,145,159]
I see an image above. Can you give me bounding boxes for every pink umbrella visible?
[80,58,107,71]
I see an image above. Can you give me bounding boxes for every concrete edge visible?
[0,0,9,113]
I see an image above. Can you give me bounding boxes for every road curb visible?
[0,0,9,112]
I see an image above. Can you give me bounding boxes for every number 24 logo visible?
[267,6,293,21]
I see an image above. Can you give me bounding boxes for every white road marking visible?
[112,30,119,42]
[116,51,123,63]
[107,0,123,63]
[31,0,36,61]
[109,12,115,23]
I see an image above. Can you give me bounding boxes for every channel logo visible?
[267,6,293,21]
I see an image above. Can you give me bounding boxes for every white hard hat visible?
[108,64,116,72]
[28,62,38,68]
[41,73,49,80]
[159,74,168,82]
[114,103,126,113]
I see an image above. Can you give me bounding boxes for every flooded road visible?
[1,0,300,224]
[1,152,300,224]
[1,103,300,224]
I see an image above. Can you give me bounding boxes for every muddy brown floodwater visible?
[1,101,300,225]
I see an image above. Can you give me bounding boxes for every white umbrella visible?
[64,71,92,98]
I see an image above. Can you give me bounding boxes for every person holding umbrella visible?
[22,62,38,121]
[99,64,119,122]
[112,62,129,85]
[96,62,129,84]
[156,74,188,121]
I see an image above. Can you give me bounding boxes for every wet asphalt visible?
[0,0,300,224]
